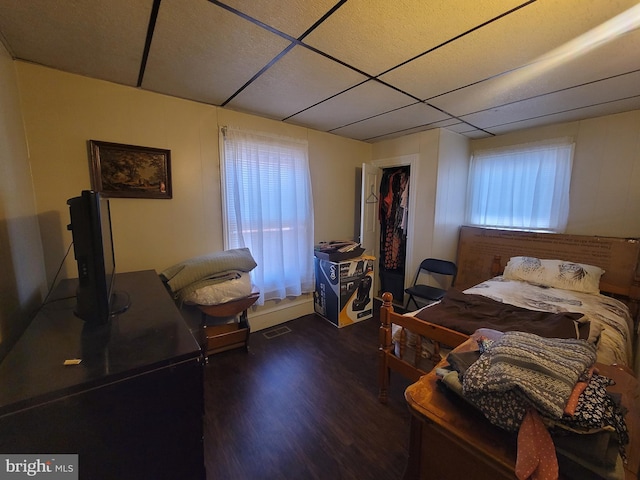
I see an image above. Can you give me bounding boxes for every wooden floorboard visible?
[202,306,412,480]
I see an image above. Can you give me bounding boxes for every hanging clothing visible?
[379,166,410,271]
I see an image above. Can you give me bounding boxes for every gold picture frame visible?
[89,140,172,199]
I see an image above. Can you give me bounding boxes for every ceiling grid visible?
[0,0,638,142]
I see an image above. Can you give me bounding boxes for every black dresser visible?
[0,270,205,480]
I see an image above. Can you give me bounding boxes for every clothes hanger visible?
[366,185,378,204]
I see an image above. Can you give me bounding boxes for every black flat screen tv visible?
[67,190,127,324]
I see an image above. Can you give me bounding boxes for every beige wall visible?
[371,112,640,303]
[0,47,47,358]
[432,129,470,258]
[374,112,640,252]
[471,110,640,238]
[5,58,640,336]
[371,130,438,273]
[15,62,371,329]
[371,129,469,298]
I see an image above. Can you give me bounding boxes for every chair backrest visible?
[416,258,457,286]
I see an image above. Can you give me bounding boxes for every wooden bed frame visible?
[402,354,640,480]
[378,226,640,404]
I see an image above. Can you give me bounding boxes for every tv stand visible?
[109,289,131,316]
[0,270,204,480]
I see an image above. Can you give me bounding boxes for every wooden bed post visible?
[378,292,394,404]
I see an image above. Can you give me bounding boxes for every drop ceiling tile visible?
[0,0,150,86]
[430,118,463,129]
[0,0,639,142]
[462,71,640,130]
[287,80,416,132]
[227,45,367,120]
[444,122,494,139]
[464,130,495,139]
[365,117,465,142]
[445,122,494,138]
[143,0,291,105]
[446,123,482,134]
[369,128,432,143]
[303,0,526,76]
[381,0,640,102]
[486,96,640,135]
[330,103,449,141]
[431,28,640,117]
[222,0,339,38]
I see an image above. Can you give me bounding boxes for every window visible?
[221,127,315,305]
[466,138,574,232]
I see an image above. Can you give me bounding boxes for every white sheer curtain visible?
[221,127,315,305]
[466,138,574,232]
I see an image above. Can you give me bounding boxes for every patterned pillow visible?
[503,256,604,294]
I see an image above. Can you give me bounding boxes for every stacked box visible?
[314,255,375,327]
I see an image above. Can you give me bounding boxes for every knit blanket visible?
[463,331,596,422]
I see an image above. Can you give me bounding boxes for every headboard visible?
[456,226,640,299]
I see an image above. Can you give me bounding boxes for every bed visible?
[378,226,640,404]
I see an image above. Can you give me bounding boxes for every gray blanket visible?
[161,248,257,294]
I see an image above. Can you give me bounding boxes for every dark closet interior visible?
[378,165,410,304]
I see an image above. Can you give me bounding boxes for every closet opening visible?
[378,165,410,305]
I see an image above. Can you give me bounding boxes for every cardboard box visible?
[314,255,375,327]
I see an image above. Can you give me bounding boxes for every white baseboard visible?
[247,294,315,332]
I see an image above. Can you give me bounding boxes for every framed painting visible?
[89,140,172,199]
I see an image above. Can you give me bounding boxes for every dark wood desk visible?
[0,270,205,480]
[404,355,639,480]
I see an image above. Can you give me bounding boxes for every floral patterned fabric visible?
[503,256,604,294]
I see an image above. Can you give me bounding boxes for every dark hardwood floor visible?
[202,306,412,480]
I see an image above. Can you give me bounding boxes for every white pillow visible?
[503,256,604,294]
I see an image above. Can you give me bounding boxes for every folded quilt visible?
[463,331,597,420]
[161,248,257,294]
[490,332,596,418]
[440,330,629,478]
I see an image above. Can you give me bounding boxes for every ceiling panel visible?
[143,0,291,105]
[371,117,465,142]
[287,80,416,132]
[0,0,151,86]
[0,0,638,142]
[461,71,640,129]
[331,103,449,141]
[303,0,527,76]
[380,0,640,101]
[222,0,339,38]
[430,27,640,117]
[226,45,367,120]
[485,96,640,135]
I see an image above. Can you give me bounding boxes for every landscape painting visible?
[89,140,172,199]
